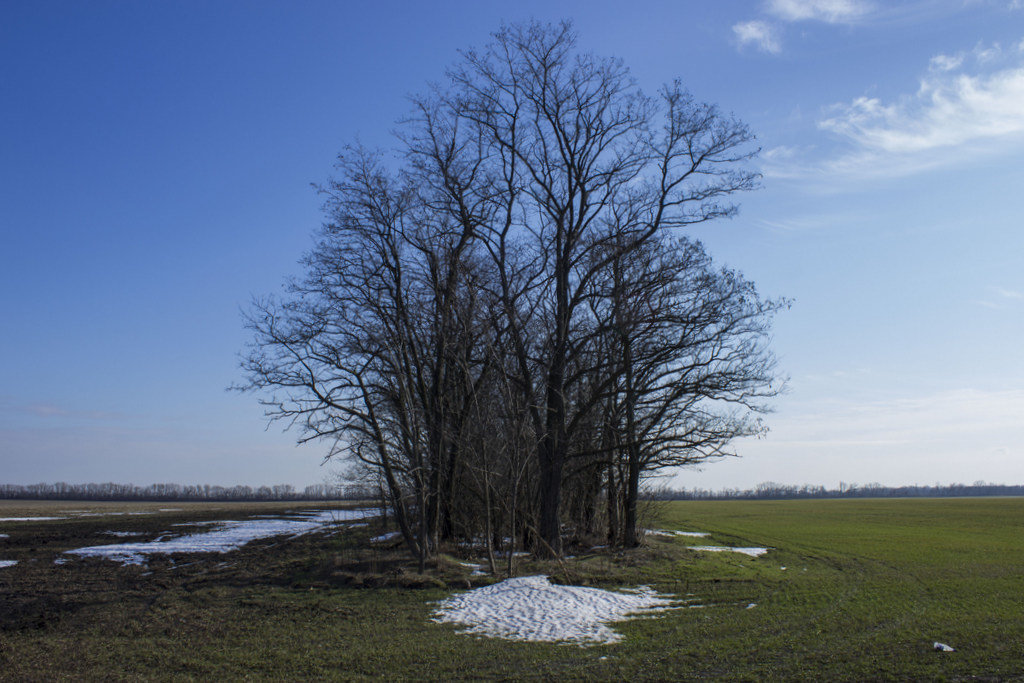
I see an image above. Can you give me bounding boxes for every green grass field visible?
[1,498,1022,680]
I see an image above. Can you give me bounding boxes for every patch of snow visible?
[64,508,376,565]
[0,534,8,539]
[456,560,488,575]
[934,641,955,652]
[433,575,679,645]
[746,603,757,609]
[370,530,402,543]
[0,516,65,522]
[687,546,771,557]
[104,531,145,537]
[158,508,183,512]
[645,528,709,538]
[0,560,16,569]
[780,566,787,570]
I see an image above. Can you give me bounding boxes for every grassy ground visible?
[1,498,1022,680]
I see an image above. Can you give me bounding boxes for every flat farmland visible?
[1,498,1022,680]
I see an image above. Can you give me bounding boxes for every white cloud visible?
[733,20,781,54]
[761,145,802,161]
[766,0,872,23]
[929,53,964,72]
[811,45,1024,175]
[995,287,1024,299]
[973,41,1003,63]
[821,68,1024,153]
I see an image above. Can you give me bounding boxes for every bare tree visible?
[440,22,761,554]
[592,234,786,546]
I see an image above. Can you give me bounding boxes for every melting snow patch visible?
[433,575,678,645]
[104,531,145,537]
[0,560,16,569]
[64,508,375,565]
[688,546,770,558]
[370,531,402,543]
[0,534,8,539]
[645,529,709,538]
[934,642,955,652]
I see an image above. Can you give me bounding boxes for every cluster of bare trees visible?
[239,22,785,565]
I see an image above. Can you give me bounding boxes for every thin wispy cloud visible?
[973,286,1024,309]
[766,0,873,24]
[0,399,126,422]
[733,20,781,54]
[769,388,1024,449]
[929,53,964,71]
[715,386,1024,488]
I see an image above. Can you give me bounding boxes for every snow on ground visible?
[0,534,8,539]
[0,560,16,569]
[65,508,375,565]
[688,546,771,557]
[370,531,402,543]
[645,529,709,538]
[104,531,145,537]
[433,575,679,645]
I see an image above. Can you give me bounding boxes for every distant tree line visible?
[648,481,1024,501]
[237,22,783,567]
[0,482,373,502]
[4,480,1019,503]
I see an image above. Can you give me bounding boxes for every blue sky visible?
[2,0,1022,490]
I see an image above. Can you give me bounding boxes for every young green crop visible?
[1,498,1021,679]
